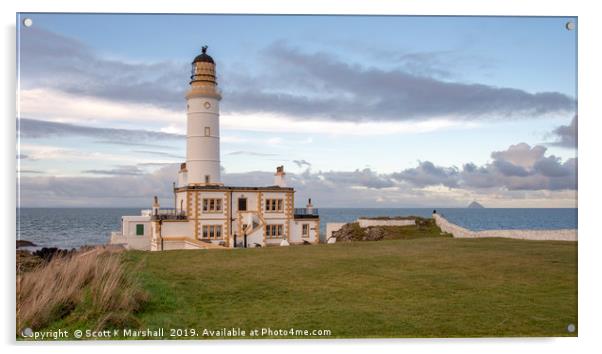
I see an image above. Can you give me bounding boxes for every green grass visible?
[381,217,452,239]
[108,237,576,339]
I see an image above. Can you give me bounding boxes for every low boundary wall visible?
[433,214,577,241]
[357,218,415,228]
[325,223,346,242]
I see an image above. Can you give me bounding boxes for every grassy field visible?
[114,237,576,339]
[30,235,577,339]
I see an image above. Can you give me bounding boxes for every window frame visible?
[265,224,284,239]
[238,197,247,211]
[202,224,223,240]
[302,223,309,238]
[202,198,223,213]
[264,198,284,213]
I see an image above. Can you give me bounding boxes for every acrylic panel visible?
[16,13,578,340]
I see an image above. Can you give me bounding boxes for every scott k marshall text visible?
[20,327,332,340]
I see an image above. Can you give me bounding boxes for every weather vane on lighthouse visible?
[202,45,208,54]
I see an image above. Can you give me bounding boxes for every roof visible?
[193,45,215,64]
[178,185,294,192]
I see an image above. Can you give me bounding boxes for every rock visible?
[364,227,385,241]
[332,222,365,241]
[468,201,485,208]
[16,240,37,248]
[32,247,77,262]
[16,250,43,273]
[332,222,385,242]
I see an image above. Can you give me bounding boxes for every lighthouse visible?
[185,46,222,186]
[112,45,321,251]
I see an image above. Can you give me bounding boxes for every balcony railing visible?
[294,208,319,218]
[149,208,187,221]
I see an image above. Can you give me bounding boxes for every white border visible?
[3,1,601,353]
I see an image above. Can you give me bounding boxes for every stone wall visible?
[433,214,577,241]
[325,223,347,242]
[357,218,416,228]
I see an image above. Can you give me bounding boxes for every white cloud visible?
[222,112,478,136]
[19,88,183,128]
[19,88,479,136]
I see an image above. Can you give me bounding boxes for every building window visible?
[205,175,210,184]
[238,198,247,211]
[136,224,144,236]
[266,224,284,239]
[203,198,222,212]
[302,224,309,238]
[204,126,210,136]
[202,225,223,240]
[265,199,283,212]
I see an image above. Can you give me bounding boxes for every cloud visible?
[20,28,575,129]
[19,27,187,111]
[293,160,310,168]
[18,142,577,207]
[491,143,547,168]
[19,118,183,142]
[292,159,311,168]
[221,112,473,135]
[548,115,577,148]
[392,161,459,188]
[460,144,576,191]
[395,50,458,78]
[491,159,530,177]
[137,162,179,167]
[19,164,181,207]
[222,42,575,122]
[132,150,185,159]
[94,140,178,149]
[83,165,145,176]
[18,88,184,129]
[393,143,575,191]
[226,151,279,157]
[18,169,44,174]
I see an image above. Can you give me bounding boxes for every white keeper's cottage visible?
[110,46,320,251]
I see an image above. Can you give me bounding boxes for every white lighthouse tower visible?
[185,45,222,186]
[111,46,321,251]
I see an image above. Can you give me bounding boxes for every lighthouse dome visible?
[193,45,214,64]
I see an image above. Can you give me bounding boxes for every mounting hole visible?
[565,21,575,31]
[23,18,33,28]
[567,323,576,333]
[21,327,33,337]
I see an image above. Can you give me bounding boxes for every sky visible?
[16,14,577,208]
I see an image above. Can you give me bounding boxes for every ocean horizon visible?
[16,207,578,249]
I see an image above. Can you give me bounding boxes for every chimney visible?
[306,198,314,214]
[152,195,160,216]
[177,163,188,187]
[274,165,286,187]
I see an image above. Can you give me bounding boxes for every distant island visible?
[467,201,485,208]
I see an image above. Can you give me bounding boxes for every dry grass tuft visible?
[17,249,147,332]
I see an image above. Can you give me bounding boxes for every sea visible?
[17,208,578,249]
